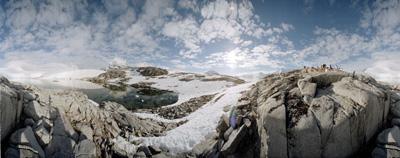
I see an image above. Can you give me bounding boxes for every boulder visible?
[221,125,247,155]
[33,123,52,146]
[148,145,162,155]
[9,127,45,158]
[372,126,400,158]
[23,101,51,121]
[5,147,40,158]
[74,139,97,158]
[111,136,137,157]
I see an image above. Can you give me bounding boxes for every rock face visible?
[193,68,394,158]
[254,70,391,158]
[371,90,400,158]
[0,76,24,141]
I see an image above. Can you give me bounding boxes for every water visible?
[21,79,179,110]
[80,86,179,110]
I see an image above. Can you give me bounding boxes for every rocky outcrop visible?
[0,76,24,142]
[0,76,180,158]
[138,94,216,119]
[255,70,391,158]
[136,67,168,76]
[87,67,129,85]
[194,68,394,158]
[371,90,400,158]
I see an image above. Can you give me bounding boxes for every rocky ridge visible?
[0,76,183,158]
[193,66,398,158]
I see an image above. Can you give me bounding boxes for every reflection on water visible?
[22,79,179,110]
[80,86,179,110]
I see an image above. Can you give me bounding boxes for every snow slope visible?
[132,83,253,153]
[127,73,238,107]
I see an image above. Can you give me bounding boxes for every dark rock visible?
[136,67,168,76]
[24,118,36,127]
[9,127,45,158]
[148,145,162,155]
[74,139,97,158]
[221,125,247,155]
[138,145,152,157]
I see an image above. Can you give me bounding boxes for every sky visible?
[0,0,399,80]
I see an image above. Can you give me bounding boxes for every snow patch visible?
[132,83,253,154]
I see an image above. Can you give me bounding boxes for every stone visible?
[393,118,400,127]
[372,146,400,158]
[297,78,317,97]
[216,115,229,138]
[134,151,147,158]
[33,123,52,146]
[74,139,97,158]
[23,91,37,101]
[23,101,51,121]
[138,145,152,157]
[223,127,234,141]
[9,127,45,158]
[111,136,137,157]
[5,147,40,158]
[376,126,400,146]
[192,138,218,157]
[76,123,94,141]
[25,118,36,127]
[148,145,162,155]
[391,101,400,118]
[221,125,247,155]
[257,93,287,158]
[243,118,251,127]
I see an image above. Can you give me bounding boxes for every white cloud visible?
[365,58,400,84]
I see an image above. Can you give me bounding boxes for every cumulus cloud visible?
[1,0,397,79]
